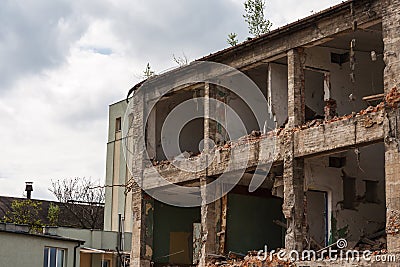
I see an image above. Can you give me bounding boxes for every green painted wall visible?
[152,201,200,264]
[0,232,80,267]
[226,193,284,254]
[104,100,128,232]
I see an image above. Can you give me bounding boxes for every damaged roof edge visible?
[199,0,356,62]
[130,0,367,91]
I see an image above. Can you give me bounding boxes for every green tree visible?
[47,203,60,226]
[173,53,188,67]
[243,0,272,37]
[143,63,155,79]
[3,199,43,232]
[227,33,239,46]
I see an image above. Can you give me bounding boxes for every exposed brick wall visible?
[282,130,306,251]
[287,48,306,128]
[129,90,152,267]
[383,0,400,94]
[383,0,400,253]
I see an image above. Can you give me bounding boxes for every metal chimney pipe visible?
[25,182,33,199]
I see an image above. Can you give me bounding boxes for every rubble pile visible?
[356,242,387,252]
[151,151,202,166]
[386,87,400,108]
[354,229,387,251]
[151,159,171,166]
[295,88,399,132]
[324,98,337,120]
[387,210,400,235]
[206,253,292,267]
[221,130,267,150]
[287,100,386,133]
[150,91,396,167]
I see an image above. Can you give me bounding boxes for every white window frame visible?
[43,247,66,267]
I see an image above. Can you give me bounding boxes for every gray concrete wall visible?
[268,62,288,128]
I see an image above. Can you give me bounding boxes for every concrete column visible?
[285,47,306,251]
[383,0,400,253]
[218,195,228,255]
[287,48,305,128]
[382,0,400,95]
[146,106,157,160]
[200,194,220,266]
[385,114,400,252]
[282,132,306,251]
[129,90,152,267]
[131,185,153,267]
[199,83,221,266]
[204,83,217,145]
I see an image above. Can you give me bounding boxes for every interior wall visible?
[179,118,204,153]
[305,142,386,245]
[268,62,288,128]
[305,70,325,117]
[226,192,284,253]
[243,64,268,97]
[265,42,385,127]
[155,90,204,161]
[305,46,384,116]
[218,64,269,140]
[225,89,260,137]
[306,190,328,246]
[152,201,200,265]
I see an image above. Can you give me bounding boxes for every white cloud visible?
[0,0,342,200]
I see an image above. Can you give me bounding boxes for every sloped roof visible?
[0,196,104,230]
[0,228,85,244]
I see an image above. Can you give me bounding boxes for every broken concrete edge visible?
[148,88,400,168]
[148,96,393,169]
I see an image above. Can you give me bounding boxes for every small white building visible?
[0,223,84,267]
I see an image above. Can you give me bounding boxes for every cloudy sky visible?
[0,0,342,200]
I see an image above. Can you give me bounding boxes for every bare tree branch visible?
[49,177,104,229]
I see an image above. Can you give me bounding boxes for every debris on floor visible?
[386,87,400,108]
[206,252,291,267]
[387,209,400,235]
[150,93,394,168]
[354,229,387,251]
[324,98,337,120]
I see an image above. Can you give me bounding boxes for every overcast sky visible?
[0,0,342,200]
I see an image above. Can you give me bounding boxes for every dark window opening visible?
[331,52,350,66]
[364,180,379,203]
[115,117,122,132]
[342,174,356,210]
[329,156,346,168]
[305,70,325,121]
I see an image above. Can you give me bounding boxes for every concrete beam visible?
[143,112,385,188]
[142,1,382,102]
[201,0,381,69]
[295,111,385,158]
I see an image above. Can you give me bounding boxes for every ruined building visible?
[104,0,400,266]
